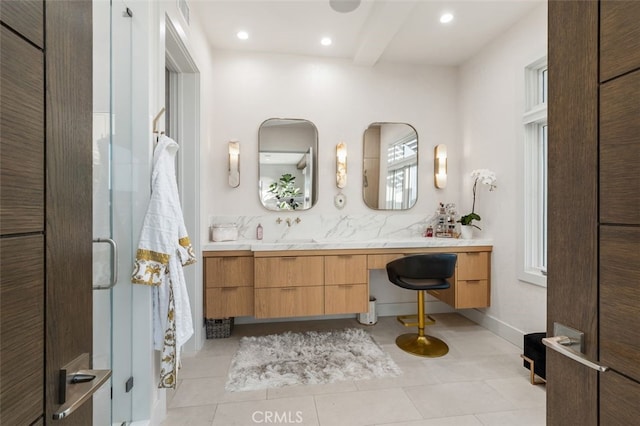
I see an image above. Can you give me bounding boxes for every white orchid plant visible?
[458,169,497,230]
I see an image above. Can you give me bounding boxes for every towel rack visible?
[152,107,165,142]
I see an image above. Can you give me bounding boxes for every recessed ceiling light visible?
[440,13,454,24]
[237,31,249,40]
[321,37,332,46]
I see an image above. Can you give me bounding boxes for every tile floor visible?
[163,314,546,426]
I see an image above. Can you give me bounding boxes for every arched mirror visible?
[259,118,318,210]
[363,122,418,210]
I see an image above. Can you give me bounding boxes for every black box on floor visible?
[523,332,547,380]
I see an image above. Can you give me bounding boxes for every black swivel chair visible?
[386,253,457,357]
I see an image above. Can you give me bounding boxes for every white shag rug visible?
[225,328,401,392]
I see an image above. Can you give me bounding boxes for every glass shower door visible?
[92,1,134,424]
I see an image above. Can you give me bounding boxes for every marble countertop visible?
[202,237,493,252]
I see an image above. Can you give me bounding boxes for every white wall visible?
[126,1,217,424]
[202,50,460,226]
[457,3,548,341]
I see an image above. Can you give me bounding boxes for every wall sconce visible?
[434,144,447,188]
[228,140,240,187]
[336,142,347,188]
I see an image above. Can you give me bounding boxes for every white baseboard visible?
[458,309,526,349]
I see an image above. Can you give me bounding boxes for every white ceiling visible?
[190,0,544,66]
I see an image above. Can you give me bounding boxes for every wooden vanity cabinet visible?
[455,251,490,308]
[204,251,254,318]
[254,254,324,318]
[324,254,369,314]
[203,245,491,320]
[427,250,491,309]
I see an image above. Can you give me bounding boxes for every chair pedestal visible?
[396,290,449,358]
[396,333,449,357]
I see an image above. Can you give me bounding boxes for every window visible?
[521,57,547,286]
[385,135,418,209]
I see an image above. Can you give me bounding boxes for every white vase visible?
[460,225,474,240]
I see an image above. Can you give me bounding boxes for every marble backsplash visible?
[207,213,441,242]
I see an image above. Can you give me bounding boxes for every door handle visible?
[93,238,117,290]
[53,353,111,420]
[542,322,609,373]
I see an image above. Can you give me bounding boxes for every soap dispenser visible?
[256,223,263,240]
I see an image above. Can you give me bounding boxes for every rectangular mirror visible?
[363,122,418,210]
[259,118,318,210]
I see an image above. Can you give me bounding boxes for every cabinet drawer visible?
[205,256,254,288]
[367,253,404,270]
[205,287,254,317]
[456,280,490,309]
[325,255,367,284]
[255,286,324,318]
[255,256,323,288]
[457,252,490,280]
[325,284,368,314]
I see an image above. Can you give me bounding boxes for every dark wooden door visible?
[547,1,640,424]
[45,0,93,423]
[0,0,92,423]
[1,2,46,424]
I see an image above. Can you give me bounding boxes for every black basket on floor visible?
[205,317,234,339]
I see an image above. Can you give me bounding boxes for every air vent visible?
[177,0,190,25]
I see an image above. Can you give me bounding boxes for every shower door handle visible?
[93,238,118,290]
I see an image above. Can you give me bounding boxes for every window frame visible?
[520,57,548,287]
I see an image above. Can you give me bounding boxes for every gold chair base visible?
[396,314,436,328]
[396,333,449,358]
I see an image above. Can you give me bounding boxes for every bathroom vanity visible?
[203,240,492,319]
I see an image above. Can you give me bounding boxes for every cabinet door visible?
[457,252,489,280]
[205,256,254,288]
[325,284,368,314]
[255,287,324,318]
[254,256,324,288]
[206,287,254,317]
[456,280,490,308]
[325,254,367,284]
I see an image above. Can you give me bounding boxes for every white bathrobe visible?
[132,135,196,389]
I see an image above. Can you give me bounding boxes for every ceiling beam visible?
[353,1,418,66]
